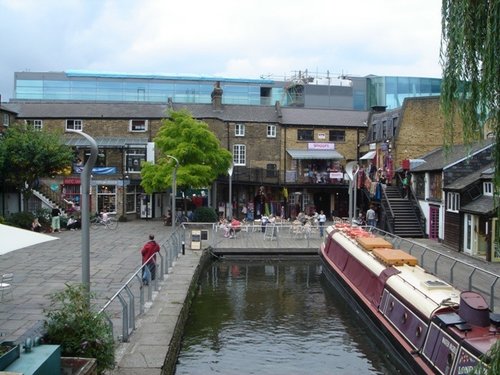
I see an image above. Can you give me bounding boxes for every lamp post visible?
[227,163,233,219]
[67,130,97,301]
[345,161,360,223]
[166,155,179,228]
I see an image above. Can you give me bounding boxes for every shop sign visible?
[64,178,81,185]
[307,143,335,150]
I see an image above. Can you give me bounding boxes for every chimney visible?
[211,81,223,110]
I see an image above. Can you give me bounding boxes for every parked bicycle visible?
[91,215,118,230]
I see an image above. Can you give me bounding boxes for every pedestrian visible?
[66,216,81,230]
[51,205,61,232]
[318,210,327,237]
[366,206,377,227]
[140,234,160,285]
[31,217,42,232]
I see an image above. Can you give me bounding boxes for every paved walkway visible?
[0,219,172,343]
[1,220,499,375]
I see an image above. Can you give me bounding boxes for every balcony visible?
[224,167,347,187]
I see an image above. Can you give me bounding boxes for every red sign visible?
[64,178,81,185]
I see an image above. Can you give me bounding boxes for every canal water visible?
[175,258,406,375]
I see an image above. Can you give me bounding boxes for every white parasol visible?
[0,224,58,255]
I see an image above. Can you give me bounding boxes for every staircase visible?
[382,185,425,238]
[32,182,66,213]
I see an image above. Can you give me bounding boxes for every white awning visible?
[0,224,58,255]
[360,151,376,160]
[287,149,344,160]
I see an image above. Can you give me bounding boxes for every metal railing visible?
[368,227,500,313]
[97,228,185,342]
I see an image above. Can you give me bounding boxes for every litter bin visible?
[191,230,201,250]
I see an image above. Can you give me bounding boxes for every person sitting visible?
[229,218,241,238]
[67,216,81,230]
[32,217,42,232]
[297,211,306,225]
[219,218,231,238]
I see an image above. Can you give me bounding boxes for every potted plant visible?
[43,283,115,374]
[0,341,20,371]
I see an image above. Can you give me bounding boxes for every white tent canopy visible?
[0,224,58,255]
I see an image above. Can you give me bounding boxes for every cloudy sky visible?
[0,0,443,101]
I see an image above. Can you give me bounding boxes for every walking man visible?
[141,234,160,285]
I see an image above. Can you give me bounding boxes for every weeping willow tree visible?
[440,0,499,243]
[440,0,499,182]
[441,2,500,371]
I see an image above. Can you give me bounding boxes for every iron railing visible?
[97,228,185,342]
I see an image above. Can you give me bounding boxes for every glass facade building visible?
[13,71,442,110]
[368,76,441,109]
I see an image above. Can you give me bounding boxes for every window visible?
[329,130,345,142]
[126,147,146,172]
[26,119,43,130]
[266,163,277,177]
[415,174,425,199]
[297,129,313,141]
[233,144,246,166]
[428,172,442,201]
[484,182,493,196]
[97,184,116,213]
[235,123,245,137]
[267,124,276,138]
[129,119,148,132]
[126,185,137,213]
[446,192,460,212]
[2,113,10,127]
[392,117,399,137]
[66,119,83,131]
[85,150,106,167]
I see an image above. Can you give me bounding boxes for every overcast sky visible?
[0,0,444,101]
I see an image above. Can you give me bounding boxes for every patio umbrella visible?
[0,224,58,255]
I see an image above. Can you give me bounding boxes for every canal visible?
[175,257,410,375]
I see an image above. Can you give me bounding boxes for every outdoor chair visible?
[0,273,14,301]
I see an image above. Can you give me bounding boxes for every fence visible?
[97,227,185,342]
[368,227,500,313]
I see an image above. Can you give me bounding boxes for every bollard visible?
[182,241,185,255]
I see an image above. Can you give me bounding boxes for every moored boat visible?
[320,223,499,375]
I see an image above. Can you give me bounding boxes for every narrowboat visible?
[320,223,499,374]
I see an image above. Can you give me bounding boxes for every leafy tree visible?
[141,109,232,194]
[441,2,500,370]
[0,124,74,204]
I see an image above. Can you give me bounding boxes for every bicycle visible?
[91,215,118,230]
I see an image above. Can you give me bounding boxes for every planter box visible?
[61,357,97,375]
[0,341,20,371]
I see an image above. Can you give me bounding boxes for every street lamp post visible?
[166,155,179,228]
[345,161,360,223]
[67,130,97,301]
[227,163,233,219]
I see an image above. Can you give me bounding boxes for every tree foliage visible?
[141,110,232,193]
[0,124,74,200]
[440,0,499,238]
[43,284,115,374]
[441,1,500,370]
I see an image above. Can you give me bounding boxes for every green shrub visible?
[5,211,34,229]
[193,207,218,222]
[34,208,51,227]
[43,284,115,374]
[0,216,5,224]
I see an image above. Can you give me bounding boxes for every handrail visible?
[97,228,185,342]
